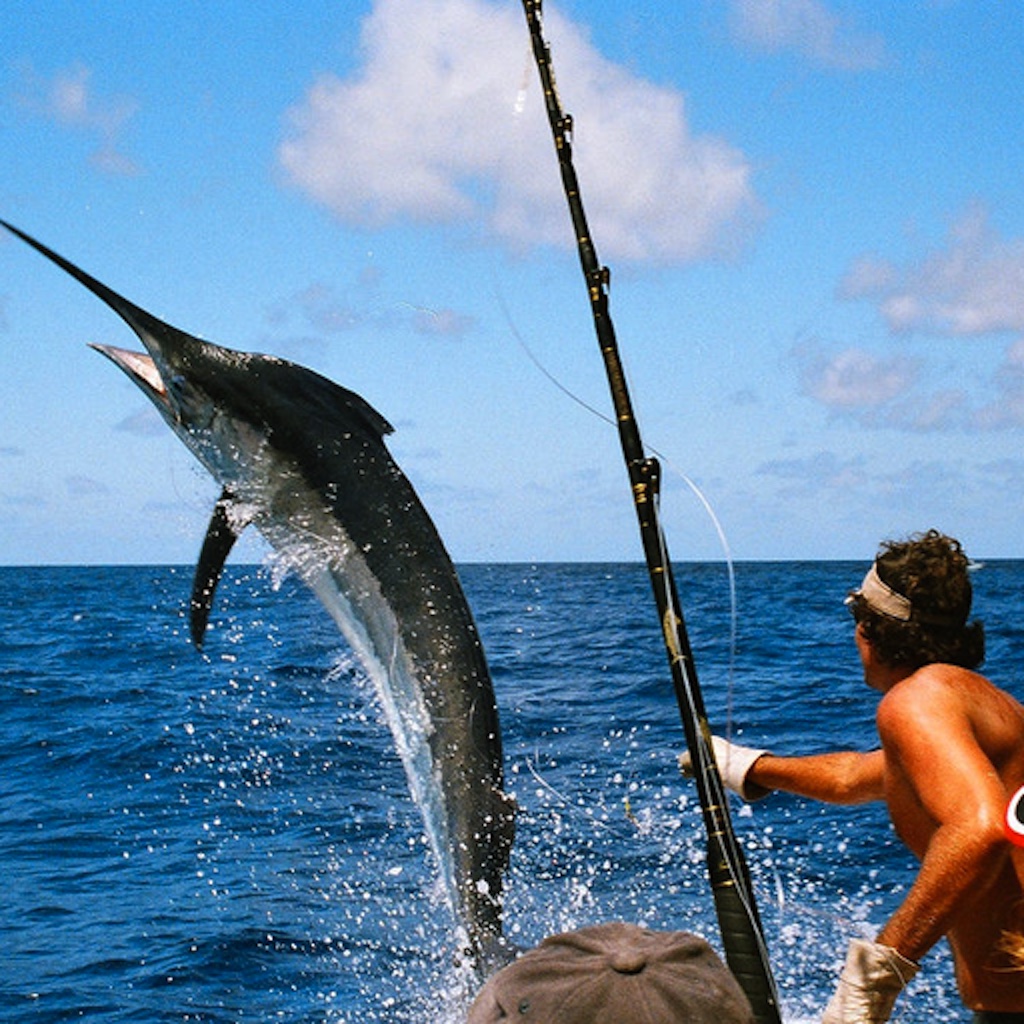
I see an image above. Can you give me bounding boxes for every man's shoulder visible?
[877,666,976,726]
[879,664,1015,733]
[884,662,967,694]
[912,662,984,684]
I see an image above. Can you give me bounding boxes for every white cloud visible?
[974,340,1024,429]
[293,282,363,334]
[797,343,977,431]
[409,305,475,339]
[266,280,475,341]
[279,0,759,264]
[800,346,918,409]
[727,0,885,70]
[842,205,1024,339]
[17,63,140,175]
[816,207,1024,431]
[797,336,1024,431]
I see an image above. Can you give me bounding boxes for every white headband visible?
[854,563,912,621]
[846,562,963,627]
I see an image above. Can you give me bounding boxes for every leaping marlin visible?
[2,220,514,972]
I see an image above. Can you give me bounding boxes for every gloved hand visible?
[678,735,771,801]
[821,938,919,1024]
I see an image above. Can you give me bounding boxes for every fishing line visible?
[492,277,741,734]
[491,281,613,428]
[523,751,629,834]
[643,523,775,977]
[649,449,740,738]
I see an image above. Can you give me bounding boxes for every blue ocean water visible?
[3,559,1021,1022]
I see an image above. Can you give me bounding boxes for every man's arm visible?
[751,749,885,805]
[682,738,886,804]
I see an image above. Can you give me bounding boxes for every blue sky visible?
[2,0,1023,565]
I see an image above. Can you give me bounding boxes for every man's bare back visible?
[878,665,1024,1010]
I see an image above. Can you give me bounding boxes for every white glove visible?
[821,938,919,1024]
[679,735,771,801]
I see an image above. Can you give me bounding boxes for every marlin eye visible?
[169,373,188,393]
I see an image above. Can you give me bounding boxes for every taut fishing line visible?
[492,279,740,735]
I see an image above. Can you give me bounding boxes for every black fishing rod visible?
[519,4,781,1021]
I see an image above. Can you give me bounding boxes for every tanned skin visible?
[748,623,1024,1012]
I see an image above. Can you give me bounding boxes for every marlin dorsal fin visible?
[190,490,254,649]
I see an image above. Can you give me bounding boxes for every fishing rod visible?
[519,4,781,1021]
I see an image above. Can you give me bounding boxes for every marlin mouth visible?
[90,344,168,403]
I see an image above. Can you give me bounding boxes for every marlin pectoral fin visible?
[190,490,253,649]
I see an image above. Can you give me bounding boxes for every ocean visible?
[4,559,1019,1022]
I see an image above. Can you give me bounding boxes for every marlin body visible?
[3,220,514,969]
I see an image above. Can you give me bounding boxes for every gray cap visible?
[467,921,754,1024]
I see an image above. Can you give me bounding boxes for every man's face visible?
[854,621,890,692]
[854,620,869,668]
[848,588,891,690]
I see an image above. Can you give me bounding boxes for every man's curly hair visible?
[849,529,985,670]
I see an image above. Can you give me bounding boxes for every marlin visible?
[2,219,514,970]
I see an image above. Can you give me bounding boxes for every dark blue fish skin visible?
[2,219,514,970]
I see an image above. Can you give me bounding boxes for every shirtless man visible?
[691,531,1024,1023]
